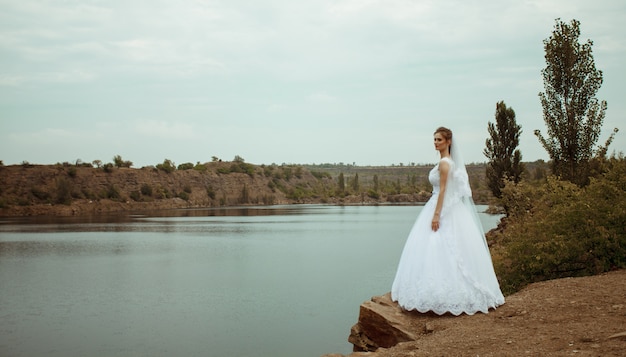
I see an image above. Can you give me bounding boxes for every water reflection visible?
[0,205,329,233]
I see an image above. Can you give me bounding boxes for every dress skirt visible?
[391,196,505,315]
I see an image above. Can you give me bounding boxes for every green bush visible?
[193,163,207,172]
[106,184,121,200]
[263,165,274,177]
[156,159,176,173]
[491,156,626,295]
[67,166,77,178]
[140,183,153,196]
[55,178,72,205]
[228,162,255,176]
[113,155,133,168]
[82,188,97,200]
[155,186,171,199]
[311,171,332,180]
[206,185,216,199]
[130,190,141,201]
[177,162,194,170]
[367,189,380,199]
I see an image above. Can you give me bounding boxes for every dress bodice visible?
[429,157,454,195]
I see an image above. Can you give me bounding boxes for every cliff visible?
[324,269,626,357]
[0,161,433,217]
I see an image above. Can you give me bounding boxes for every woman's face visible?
[434,132,450,152]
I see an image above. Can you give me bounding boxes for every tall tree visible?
[338,173,345,194]
[484,101,524,198]
[534,18,615,186]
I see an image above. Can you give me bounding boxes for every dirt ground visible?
[355,270,626,357]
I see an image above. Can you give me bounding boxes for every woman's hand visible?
[431,213,440,232]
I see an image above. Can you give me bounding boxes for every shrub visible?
[491,157,626,295]
[82,188,97,200]
[113,155,133,168]
[177,162,194,170]
[155,186,171,199]
[55,178,72,205]
[294,166,303,179]
[31,187,51,201]
[130,190,141,201]
[229,162,255,176]
[106,184,121,200]
[367,189,380,199]
[239,184,249,204]
[311,171,332,180]
[140,183,153,196]
[263,165,274,177]
[193,163,207,172]
[156,159,176,173]
[206,185,216,199]
[67,166,77,178]
[261,194,275,205]
[283,167,293,181]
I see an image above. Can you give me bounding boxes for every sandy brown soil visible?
[346,270,626,357]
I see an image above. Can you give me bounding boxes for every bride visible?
[391,127,505,315]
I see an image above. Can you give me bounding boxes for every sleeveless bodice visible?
[429,157,454,195]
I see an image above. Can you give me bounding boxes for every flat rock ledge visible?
[322,270,626,357]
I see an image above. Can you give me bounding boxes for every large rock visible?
[349,293,430,352]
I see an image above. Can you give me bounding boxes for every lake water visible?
[0,205,502,357]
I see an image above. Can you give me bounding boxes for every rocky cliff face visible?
[324,270,626,357]
[0,162,433,216]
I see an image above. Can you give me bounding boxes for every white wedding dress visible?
[391,157,505,315]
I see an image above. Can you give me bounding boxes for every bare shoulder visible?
[438,158,451,172]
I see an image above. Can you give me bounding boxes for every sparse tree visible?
[113,155,133,168]
[338,173,345,194]
[484,101,524,198]
[534,18,616,186]
[240,184,250,204]
[351,173,360,192]
[113,155,124,168]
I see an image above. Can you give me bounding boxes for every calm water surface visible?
[0,205,502,357]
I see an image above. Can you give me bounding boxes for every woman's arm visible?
[432,159,450,232]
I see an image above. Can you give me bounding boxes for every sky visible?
[1,0,625,167]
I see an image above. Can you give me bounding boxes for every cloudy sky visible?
[1,0,624,167]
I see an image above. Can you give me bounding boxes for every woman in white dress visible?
[391,127,505,315]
